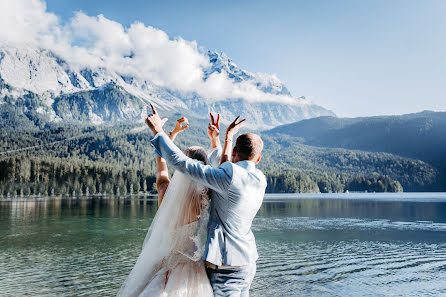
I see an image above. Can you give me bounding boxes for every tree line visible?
[1,121,440,197]
[0,156,156,197]
[264,170,402,193]
[0,155,402,198]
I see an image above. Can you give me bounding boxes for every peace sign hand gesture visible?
[219,115,247,164]
[208,112,221,148]
[207,112,220,139]
[225,115,247,140]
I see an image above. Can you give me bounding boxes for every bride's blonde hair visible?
[184,146,208,165]
[176,146,210,227]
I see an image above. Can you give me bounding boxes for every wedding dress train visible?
[117,171,213,297]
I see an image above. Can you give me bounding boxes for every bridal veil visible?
[117,170,211,297]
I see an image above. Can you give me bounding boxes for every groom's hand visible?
[225,115,246,140]
[207,113,220,148]
[145,103,167,136]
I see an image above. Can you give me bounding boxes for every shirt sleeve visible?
[151,132,232,194]
[207,146,222,168]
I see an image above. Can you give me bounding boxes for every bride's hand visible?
[169,117,189,141]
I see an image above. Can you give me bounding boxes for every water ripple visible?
[1,198,446,296]
[252,238,446,297]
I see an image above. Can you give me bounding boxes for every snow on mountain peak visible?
[204,50,291,97]
[0,43,335,129]
[0,0,336,128]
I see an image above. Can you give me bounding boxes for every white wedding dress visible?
[118,171,213,297]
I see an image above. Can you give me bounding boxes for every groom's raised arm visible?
[150,132,232,194]
[207,146,222,168]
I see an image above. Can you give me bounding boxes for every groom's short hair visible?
[234,133,263,161]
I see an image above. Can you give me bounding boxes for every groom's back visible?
[204,160,267,267]
[149,129,267,267]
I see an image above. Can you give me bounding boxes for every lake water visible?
[1,193,446,297]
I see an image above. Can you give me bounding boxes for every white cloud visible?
[0,0,61,46]
[0,0,304,105]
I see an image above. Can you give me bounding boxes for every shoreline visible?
[1,192,446,202]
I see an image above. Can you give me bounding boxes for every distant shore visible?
[2,192,446,202]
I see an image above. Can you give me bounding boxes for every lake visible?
[1,193,446,296]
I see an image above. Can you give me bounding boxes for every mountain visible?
[2,43,441,193]
[0,44,334,129]
[266,111,446,162]
[266,111,446,190]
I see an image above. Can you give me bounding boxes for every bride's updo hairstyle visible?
[181,146,209,226]
[184,146,208,165]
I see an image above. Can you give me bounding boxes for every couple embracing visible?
[118,104,267,297]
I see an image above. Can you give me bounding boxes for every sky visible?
[6,0,446,117]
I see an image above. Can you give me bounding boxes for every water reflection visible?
[260,196,446,223]
[1,194,446,296]
[3,197,159,222]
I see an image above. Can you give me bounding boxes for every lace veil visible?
[117,170,210,297]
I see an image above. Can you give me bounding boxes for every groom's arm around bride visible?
[146,104,267,297]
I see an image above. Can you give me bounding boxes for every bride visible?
[118,114,221,297]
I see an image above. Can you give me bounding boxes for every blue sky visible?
[45,0,446,117]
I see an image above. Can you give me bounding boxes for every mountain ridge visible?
[266,110,446,162]
[0,44,335,129]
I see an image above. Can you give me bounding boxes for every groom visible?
[146,104,267,297]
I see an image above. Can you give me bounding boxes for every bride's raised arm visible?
[155,117,189,207]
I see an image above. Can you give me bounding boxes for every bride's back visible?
[118,145,213,296]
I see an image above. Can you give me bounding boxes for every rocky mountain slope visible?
[0,44,334,129]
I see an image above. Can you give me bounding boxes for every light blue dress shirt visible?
[151,132,267,266]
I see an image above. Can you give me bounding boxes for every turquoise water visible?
[1,193,446,296]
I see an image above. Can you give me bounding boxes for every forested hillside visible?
[1,117,440,195]
[0,156,155,197]
[266,111,446,162]
[265,111,446,191]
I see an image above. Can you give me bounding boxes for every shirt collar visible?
[235,160,256,171]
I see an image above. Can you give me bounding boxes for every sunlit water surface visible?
[1,193,446,297]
